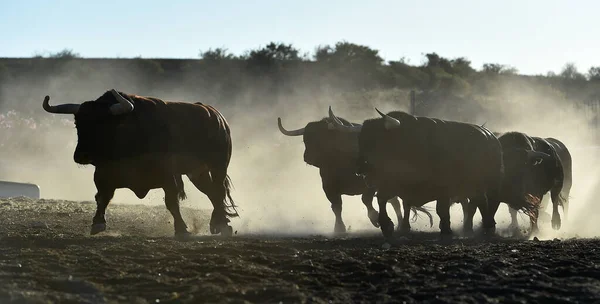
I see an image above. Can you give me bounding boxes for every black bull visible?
[42,89,239,237]
[277,113,433,234]
[329,108,544,238]
[484,132,572,232]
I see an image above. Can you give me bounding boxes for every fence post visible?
[410,90,416,115]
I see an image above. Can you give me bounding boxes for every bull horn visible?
[375,108,401,129]
[328,106,345,126]
[277,117,305,136]
[42,96,80,114]
[328,106,362,133]
[109,89,135,115]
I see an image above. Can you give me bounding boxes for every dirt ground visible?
[0,197,598,304]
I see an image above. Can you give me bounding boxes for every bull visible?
[277,112,433,234]
[461,131,566,235]
[495,133,572,232]
[42,89,239,238]
[329,108,541,238]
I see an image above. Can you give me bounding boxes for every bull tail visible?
[410,206,434,228]
[223,174,240,218]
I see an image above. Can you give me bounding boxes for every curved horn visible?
[375,108,401,129]
[109,89,134,115]
[277,117,305,136]
[42,96,80,114]
[328,106,345,126]
[327,107,362,133]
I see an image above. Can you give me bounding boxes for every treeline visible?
[0,41,599,120]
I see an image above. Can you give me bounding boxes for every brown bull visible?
[42,89,238,238]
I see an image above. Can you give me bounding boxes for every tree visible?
[588,66,600,81]
[482,63,504,74]
[199,47,236,61]
[246,42,301,64]
[560,62,586,81]
[314,41,383,66]
[450,57,476,78]
[48,49,80,59]
[313,41,386,90]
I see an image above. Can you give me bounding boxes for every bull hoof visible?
[482,226,496,237]
[220,225,233,237]
[90,223,106,235]
[462,227,474,237]
[440,229,453,238]
[380,220,394,239]
[439,233,453,242]
[174,230,192,240]
[528,228,540,238]
[334,223,347,234]
[552,218,561,230]
[397,224,411,235]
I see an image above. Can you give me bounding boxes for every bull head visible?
[42,89,135,115]
[277,117,305,136]
[375,108,401,129]
[327,107,362,133]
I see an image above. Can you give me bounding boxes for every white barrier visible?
[0,181,40,199]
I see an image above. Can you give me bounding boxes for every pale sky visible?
[1,0,597,75]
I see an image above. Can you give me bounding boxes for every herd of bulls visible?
[41,89,572,240]
[279,107,572,238]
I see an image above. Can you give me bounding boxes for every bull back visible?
[359,111,504,200]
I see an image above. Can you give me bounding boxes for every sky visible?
[0,0,597,76]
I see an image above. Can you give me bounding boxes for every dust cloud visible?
[0,61,598,240]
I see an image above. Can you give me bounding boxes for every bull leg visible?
[90,186,115,235]
[361,188,379,228]
[459,199,469,223]
[436,197,452,236]
[388,197,404,232]
[562,190,570,221]
[325,190,346,234]
[529,205,540,235]
[400,200,412,233]
[462,199,478,235]
[377,192,395,238]
[509,207,519,231]
[188,170,234,236]
[163,177,190,239]
[550,189,562,230]
[482,197,500,236]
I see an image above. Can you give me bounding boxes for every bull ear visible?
[527,150,552,166]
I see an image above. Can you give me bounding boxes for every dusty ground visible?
[0,197,598,304]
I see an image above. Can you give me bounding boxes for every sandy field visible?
[0,197,598,304]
